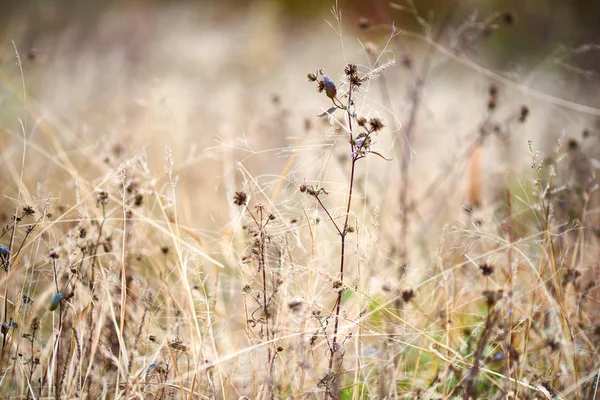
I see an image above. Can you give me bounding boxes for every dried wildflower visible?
[233,191,248,206]
[48,250,59,260]
[307,72,317,82]
[317,80,326,93]
[134,193,144,207]
[402,289,415,303]
[345,64,362,87]
[169,341,187,352]
[357,117,367,127]
[519,105,529,122]
[268,213,276,221]
[96,191,109,207]
[369,118,384,132]
[345,64,358,76]
[322,75,337,100]
[487,98,497,111]
[22,205,35,216]
[489,84,498,98]
[161,246,169,255]
[277,346,284,352]
[563,268,581,286]
[479,263,494,276]
[241,284,252,294]
[358,17,371,29]
[333,280,343,291]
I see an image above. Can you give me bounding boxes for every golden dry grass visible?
[0,2,599,399]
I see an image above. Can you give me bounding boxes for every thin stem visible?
[326,82,357,399]
[315,197,343,236]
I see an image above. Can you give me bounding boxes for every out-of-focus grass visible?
[0,1,599,399]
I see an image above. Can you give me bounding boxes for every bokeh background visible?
[1,0,599,226]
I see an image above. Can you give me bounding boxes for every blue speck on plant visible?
[49,293,63,311]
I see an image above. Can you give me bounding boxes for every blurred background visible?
[1,0,599,237]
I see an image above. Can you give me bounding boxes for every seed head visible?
[479,263,494,276]
[97,191,109,207]
[345,64,358,76]
[22,205,35,216]
[369,118,384,132]
[233,191,248,206]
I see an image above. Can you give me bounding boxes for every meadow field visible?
[0,1,599,398]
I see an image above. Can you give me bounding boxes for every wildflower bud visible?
[49,292,63,311]
[357,117,367,127]
[307,72,317,82]
[322,75,337,100]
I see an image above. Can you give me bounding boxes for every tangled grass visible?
[0,2,599,399]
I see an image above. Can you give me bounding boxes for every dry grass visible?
[0,2,599,399]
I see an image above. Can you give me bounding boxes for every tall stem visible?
[326,83,356,398]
